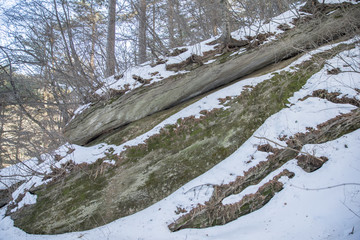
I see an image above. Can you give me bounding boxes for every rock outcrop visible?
[10,4,360,234]
[64,5,360,145]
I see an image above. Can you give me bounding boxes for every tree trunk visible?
[90,2,97,81]
[105,0,116,77]
[61,0,89,85]
[167,0,175,48]
[138,0,147,64]
[0,102,5,168]
[220,0,231,47]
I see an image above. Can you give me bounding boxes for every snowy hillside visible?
[1,1,360,239]
[1,36,359,240]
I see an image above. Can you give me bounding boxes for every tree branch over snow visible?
[290,182,360,191]
[254,136,325,162]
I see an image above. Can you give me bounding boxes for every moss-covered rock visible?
[64,4,360,146]
[14,45,350,233]
[12,5,360,233]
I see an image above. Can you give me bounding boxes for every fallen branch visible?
[254,136,325,162]
[290,182,360,191]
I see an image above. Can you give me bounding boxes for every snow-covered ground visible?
[1,35,359,240]
[1,1,360,239]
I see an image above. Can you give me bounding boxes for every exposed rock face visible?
[64,5,360,145]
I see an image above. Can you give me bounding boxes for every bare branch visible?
[254,136,325,162]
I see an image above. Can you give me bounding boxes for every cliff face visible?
[6,3,360,236]
[63,4,360,146]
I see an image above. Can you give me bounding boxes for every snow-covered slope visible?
[1,35,359,240]
[1,1,360,239]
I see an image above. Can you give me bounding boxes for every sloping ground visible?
[4,38,359,235]
[0,2,360,240]
[64,3,360,145]
[1,36,359,240]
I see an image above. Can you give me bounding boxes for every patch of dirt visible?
[166,54,204,72]
[246,33,275,50]
[150,58,167,67]
[296,154,329,172]
[277,23,292,31]
[114,74,124,80]
[168,48,188,57]
[168,169,294,231]
[132,75,152,84]
[165,33,276,72]
[311,89,360,107]
[42,160,89,182]
[327,67,341,75]
[257,143,279,153]
[292,15,314,26]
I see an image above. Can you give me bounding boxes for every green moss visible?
[89,94,200,146]
[134,62,317,198]
[260,187,274,197]
[108,95,120,105]
[14,165,114,234]
[218,51,234,64]
[129,44,354,210]
[240,203,250,213]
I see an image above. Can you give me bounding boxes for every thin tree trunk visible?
[90,2,97,80]
[61,1,84,74]
[105,0,116,77]
[138,0,147,64]
[15,109,23,163]
[0,103,5,168]
[220,0,231,47]
[53,0,73,69]
[167,0,175,48]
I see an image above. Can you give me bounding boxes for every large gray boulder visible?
[64,5,360,145]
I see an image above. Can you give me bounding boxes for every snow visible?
[2,110,359,240]
[1,2,360,239]
[255,97,356,147]
[103,160,116,165]
[73,102,91,116]
[290,39,360,103]
[10,192,37,213]
[231,6,305,41]
[0,157,50,190]
[0,143,114,191]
